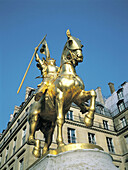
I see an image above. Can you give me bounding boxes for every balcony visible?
[115,118,128,131]
[111,101,128,117]
[65,114,115,132]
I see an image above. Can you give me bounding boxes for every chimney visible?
[95,87,104,105]
[108,82,115,94]
[13,105,20,114]
[9,114,13,122]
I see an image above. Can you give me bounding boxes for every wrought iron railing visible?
[111,101,128,117]
[65,114,115,131]
[115,118,128,131]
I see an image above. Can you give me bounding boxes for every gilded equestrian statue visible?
[27,30,96,158]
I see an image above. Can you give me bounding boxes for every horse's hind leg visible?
[27,114,41,158]
[41,122,55,155]
[74,89,96,127]
[27,102,42,158]
[27,114,39,144]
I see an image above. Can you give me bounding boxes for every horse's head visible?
[65,29,84,66]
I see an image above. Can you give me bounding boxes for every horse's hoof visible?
[58,142,65,148]
[32,146,41,158]
[84,115,93,127]
[42,149,48,155]
[27,136,34,145]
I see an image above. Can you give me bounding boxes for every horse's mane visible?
[61,42,69,64]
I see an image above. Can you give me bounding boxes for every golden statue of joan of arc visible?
[34,39,58,101]
[18,30,98,158]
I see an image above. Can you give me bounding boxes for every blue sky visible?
[0,0,128,133]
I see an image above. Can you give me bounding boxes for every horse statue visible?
[27,29,96,158]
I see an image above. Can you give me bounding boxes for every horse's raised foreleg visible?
[56,90,65,147]
[74,89,96,127]
[74,101,90,114]
[84,90,96,127]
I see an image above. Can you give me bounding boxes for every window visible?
[67,110,73,120]
[120,117,127,128]
[117,89,123,100]
[88,133,96,144]
[22,127,26,145]
[97,105,104,115]
[67,128,76,143]
[103,120,109,130]
[19,158,24,170]
[106,137,114,153]
[5,146,9,162]
[13,137,17,154]
[124,135,128,144]
[117,101,125,112]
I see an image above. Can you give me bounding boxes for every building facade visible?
[0,82,128,170]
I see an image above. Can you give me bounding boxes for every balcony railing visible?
[95,106,112,117]
[65,114,115,131]
[111,101,128,117]
[115,118,128,131]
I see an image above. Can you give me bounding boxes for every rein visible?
[57,47,78,74]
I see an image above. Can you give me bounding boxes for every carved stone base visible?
[28,143,118,170]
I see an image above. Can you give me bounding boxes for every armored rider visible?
[27,40,58,146]
[34,42,58,101]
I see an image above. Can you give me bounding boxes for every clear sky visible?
[0,0,128,133]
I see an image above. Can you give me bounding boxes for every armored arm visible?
[35,52,46,69]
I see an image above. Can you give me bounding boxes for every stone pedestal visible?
[28,144,118,170]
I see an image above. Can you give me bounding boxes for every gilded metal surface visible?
[27,30,96,158]
[46,143,103,156]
